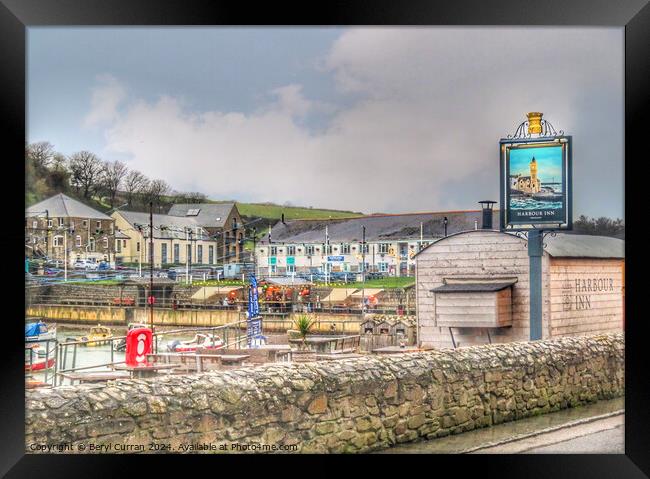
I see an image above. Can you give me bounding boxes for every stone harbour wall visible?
[25,333,624,454]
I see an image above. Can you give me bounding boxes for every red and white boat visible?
[166,333,224,353]
[24,344,55,371]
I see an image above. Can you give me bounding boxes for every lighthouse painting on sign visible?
[500,138,572,230]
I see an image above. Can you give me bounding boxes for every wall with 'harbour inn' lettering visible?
[550,258,623,337]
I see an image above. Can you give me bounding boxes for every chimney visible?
[478,201,496,229]
[281,213,286,225]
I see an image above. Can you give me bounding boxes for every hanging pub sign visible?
[500,112,572,231]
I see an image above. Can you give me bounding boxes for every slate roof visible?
[26,193,111,220]
[259,210,500,244]
[167,203,237,228]
[115,211,210,240]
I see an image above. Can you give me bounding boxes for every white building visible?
[255,210,495,277]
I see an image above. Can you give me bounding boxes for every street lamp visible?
[443,217,448,237]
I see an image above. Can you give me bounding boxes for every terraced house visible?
[111,210,219,268]
[25,193,116,264]
[255,210,498,277]
[167,203,244,264]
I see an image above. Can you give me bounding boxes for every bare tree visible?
[123,170,149,207]
[27,141,55,171]
[68,151,103,199]
[144,179,171,211]
[100,160,128,207]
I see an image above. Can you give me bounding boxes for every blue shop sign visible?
[327,255,344,262]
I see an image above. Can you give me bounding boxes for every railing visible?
[30,319,251,387]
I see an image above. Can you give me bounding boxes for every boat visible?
[113,323,148,352]
[24,344,55,371]
[77,325,114,346]
[166,333,224,353]
[25,321,57,343]
[532,189,563,202]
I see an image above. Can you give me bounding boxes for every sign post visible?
[500,112,572,341]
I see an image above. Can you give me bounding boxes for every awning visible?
[431,282,515,293]
[320,288,356,303]
[266,277,313,287]
[349,288,384,298]
[191,286,242,301]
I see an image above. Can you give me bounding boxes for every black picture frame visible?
[499,136,573,232]
[1,0,647,477]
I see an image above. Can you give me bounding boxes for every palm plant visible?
[293,314,315,349]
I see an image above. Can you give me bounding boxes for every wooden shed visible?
[414,230,624,349]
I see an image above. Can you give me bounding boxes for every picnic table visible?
[114,363,181,378]
[58,371,131,384]
[371,345,429,355]
[219,354,250,366]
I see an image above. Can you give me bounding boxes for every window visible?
[53,235,63,247]
[270,264,277,273]
[326,245,333,254]
[306,245,315,255]
[58,218,64,226]
[70,221,74,230]
[96,221,101,229]
[89,237,95,251]
[110,223,114,234]
[32,220,38,229]
[103,237,109,249]
[82,220,87,227]
[75,235,82,247]
[361,244,369,254]
[378,262,388,272]
[208,245,214,264]
[270,246,277,256]
[341,243,350,254]
[379,244,390,254]
[173,244,180,263]
[161,243,167,264]
[197,245,203,264]
[287,245,296,255]
[287,264,296,273]
[123,239,126,247]
[47,219,53,228]
[136,242,140,252]
[116,240,122,253]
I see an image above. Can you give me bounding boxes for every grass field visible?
[234,202,363,221]
[323,277,415,289]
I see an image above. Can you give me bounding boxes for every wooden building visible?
[414,230,624,349]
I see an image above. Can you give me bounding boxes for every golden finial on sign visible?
[527,112,543,135]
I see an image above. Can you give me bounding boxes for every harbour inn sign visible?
[562,276,616,312]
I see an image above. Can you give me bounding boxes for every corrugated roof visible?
[266,277,313,286]
[414,229,625,259]
[26,193,111,220]
[432,282,515,293]
[261,210,500,244]
[544,233,624,259]
[167,203,237,228]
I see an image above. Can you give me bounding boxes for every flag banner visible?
[247,274,264,347]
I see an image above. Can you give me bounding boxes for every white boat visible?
[25,321,56,342]
[167,333,224,353]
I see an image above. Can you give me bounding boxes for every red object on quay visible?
[147,295,155,305]
[125,327,153,367]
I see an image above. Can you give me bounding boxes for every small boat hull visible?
[25,357,55,372]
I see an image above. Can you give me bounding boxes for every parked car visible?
[73,259,99,270]
[98,261,110,271]
[365,272,385,280]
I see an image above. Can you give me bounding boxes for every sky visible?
[27,27,624,218]
[510,146,563,183]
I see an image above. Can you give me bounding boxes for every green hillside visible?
[235,202,363,221]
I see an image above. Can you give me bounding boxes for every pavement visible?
[473,413,624,454]
[376,398,624,454]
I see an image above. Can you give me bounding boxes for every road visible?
[473,413,624,454]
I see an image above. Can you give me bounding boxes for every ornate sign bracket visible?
[507,112,564,139]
